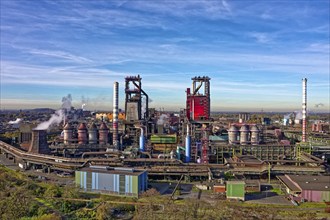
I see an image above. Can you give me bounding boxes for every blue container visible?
[185,136,191,163]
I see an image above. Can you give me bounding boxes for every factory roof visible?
[235,155,264,164]
[278,175,330,192]
[79,166,146,176]
[226,180,245,184]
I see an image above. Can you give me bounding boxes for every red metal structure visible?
[186,76,210,121]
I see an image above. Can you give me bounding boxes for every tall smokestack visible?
[113,82,119,149]
[302,78,307,142]
[185,124,191,163]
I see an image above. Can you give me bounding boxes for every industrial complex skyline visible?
[1,0,329,112]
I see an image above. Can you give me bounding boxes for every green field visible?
[0,165,329,220]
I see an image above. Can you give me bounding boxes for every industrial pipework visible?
[302,78,307,142]
[113,82,119,149]
[185,124,191,163]
[139,127,145,152]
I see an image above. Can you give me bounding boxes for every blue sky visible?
[1,0,329,112]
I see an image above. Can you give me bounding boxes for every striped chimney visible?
[302,78,307,142]
[113,82,119,149]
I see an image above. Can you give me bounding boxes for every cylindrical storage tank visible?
[250,125,260,145]
[228,125,239,144]
[139,128,145,152]
[78,123,88,145]
[185,135,191,163]
[88,123,98,144]
[63,123,73,145]
[99,122,109,145]
[239,125,249,145]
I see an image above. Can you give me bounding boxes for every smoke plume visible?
[284,113,293,119]
[8,118,23,125]
[35,109,64,130]
[315,103,324,108]
[294,110,302,120]
[35,94,73,130]
[62,94,72,110]
[157,114,169,125]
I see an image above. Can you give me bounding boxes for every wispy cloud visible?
[1,0,329,111]
[28,49,93,63]
[249,32,272,43]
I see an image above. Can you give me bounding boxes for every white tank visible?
[63,123,73,145]
[88,123,98,144]
[250,125,260,145]
[239,125,249,145]
[228,125,239,144]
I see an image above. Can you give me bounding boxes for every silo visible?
[239,125,249,145]
[78,123,88,145]
[99,122,109,145]
[88,123,98,144]
[228,125,239,144]
[250,125,260,145]
[63,123,73,145]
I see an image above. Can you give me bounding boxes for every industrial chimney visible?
[185,124,191,163]
[113,82,119,149]
[28,129,50,154]
[302,78,307,142]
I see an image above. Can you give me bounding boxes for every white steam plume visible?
[8,118,23,124]
[294,110,303,120]
[62,94,72,110]
[35,109,64,130]
[157,114,169,125]
[315,103,324,108]
[284,113,293,119]
[35,94,73,130]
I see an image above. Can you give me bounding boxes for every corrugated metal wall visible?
[302,190,330,202]
[226,183,245,200]
[75,170,147,198]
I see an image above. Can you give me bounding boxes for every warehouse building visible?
[278,174,330,202]
[75,166,148,198]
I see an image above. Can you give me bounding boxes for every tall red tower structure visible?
[186,76,210,121]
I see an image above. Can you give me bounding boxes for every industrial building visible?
[226,181,245,201]
[75,166,147,198]
[278,174,330,202]
[0,75,329,201]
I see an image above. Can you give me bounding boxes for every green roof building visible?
[226,181,245,201]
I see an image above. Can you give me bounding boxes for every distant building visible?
[262,117,271,125]
[278,174,330,202]
[75,166,148,198]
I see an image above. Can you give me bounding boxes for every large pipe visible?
[302,78,307,142]
[113,82,119,149]
[185,124,191,163]
[139,128,145,152]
